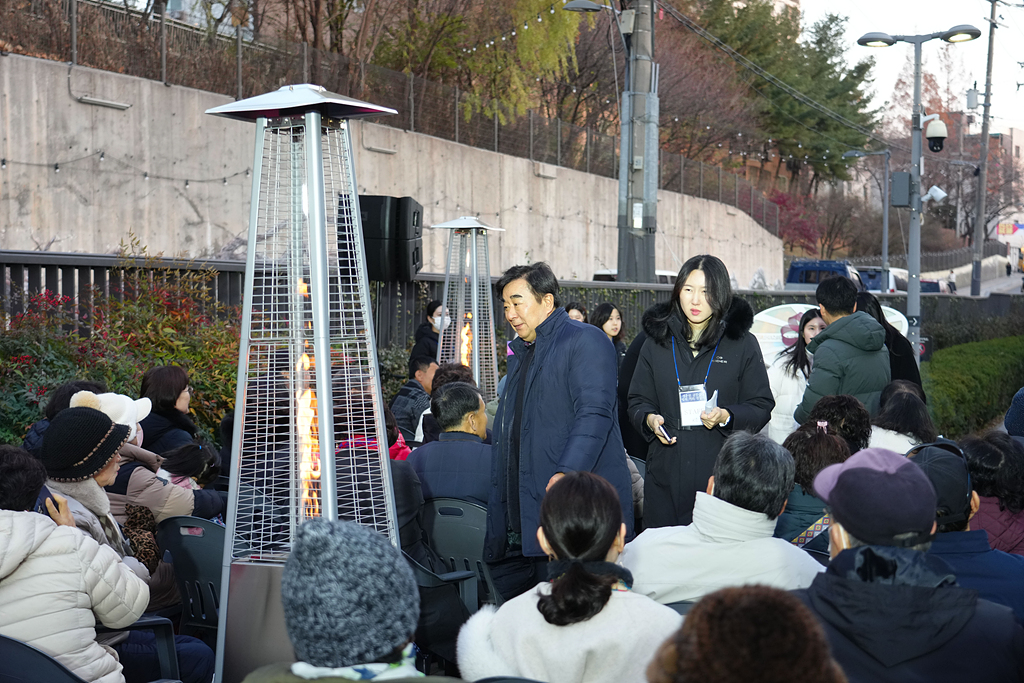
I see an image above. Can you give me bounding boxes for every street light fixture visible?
[565,0,659,283]
[855,24,979,364]
[843,149,892,291]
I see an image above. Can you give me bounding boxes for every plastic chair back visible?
[666,600,696,615]
[0,635,87,682]
[156,515,225,636]
[423,498,504,607]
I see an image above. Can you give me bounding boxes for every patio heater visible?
[206,84,399,683]
[435,216,504,401]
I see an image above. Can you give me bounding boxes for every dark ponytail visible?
[536,472,623,626]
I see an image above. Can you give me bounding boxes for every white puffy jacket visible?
[0,510,149,683]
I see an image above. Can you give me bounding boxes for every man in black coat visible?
[794,447,1024,682]
[486,263,634,599]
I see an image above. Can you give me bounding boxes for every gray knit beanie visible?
[282,518,419,668]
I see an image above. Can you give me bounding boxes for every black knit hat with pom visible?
[40,406,130,482]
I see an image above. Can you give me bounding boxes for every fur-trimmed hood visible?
[641,296,755,347]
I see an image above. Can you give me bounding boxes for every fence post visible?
[556,119,561,167]
[408,73,415,132]
[718,166,723,203]
[236,24,243,100]
[529,110,534,162]
[454,87,459,144]
[70,0,77,64]
[586,128,591,174]
[160,0,167,85]
[680,155,685,194]
[494,110,498,153]
[302,43,309,82]
[699,161,704,198]
[734,176,739,207]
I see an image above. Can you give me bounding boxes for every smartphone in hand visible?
[656,424,672,442]
[34,485,57,517]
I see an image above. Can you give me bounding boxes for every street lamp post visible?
[843,149,892,290]
[857,24,980,364]
[566,0,658,283]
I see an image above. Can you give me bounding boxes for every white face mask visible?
[431,315,451,331]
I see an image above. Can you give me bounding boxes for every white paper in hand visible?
[705,389,719,412]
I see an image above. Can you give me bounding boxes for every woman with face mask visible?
[410,299,446,364]
[627,255,774,528]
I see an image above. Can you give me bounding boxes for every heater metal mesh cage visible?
[231,115,395,562]
[437,227,500,401]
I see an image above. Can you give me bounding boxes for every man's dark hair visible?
[495,262,562,309]
[0,445,48,512]
[712,432,794,520]
[961,431,1024,514]
[782,425,850,491]
[407,356,435,380]
[815,276,857,316]
[430,382,483,432]
[805,395,871,452]
[43,380,108,420]
[874,380,937,444]
[432,363,476,391]
[141,365,190,414]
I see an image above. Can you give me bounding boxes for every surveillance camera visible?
[926,119,948,153]
[926,185,949,203]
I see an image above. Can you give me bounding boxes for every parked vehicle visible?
[858,266,906,293]
[592,269,679,285]
[784,260,865,292]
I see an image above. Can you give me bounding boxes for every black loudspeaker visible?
[359,195,397,282]
[396,197,423,282]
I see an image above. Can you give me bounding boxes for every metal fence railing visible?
[848,242,1006,272]
[2,0,779,236]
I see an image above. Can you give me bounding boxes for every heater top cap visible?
[431,216,505,232]
[205,83,398,122]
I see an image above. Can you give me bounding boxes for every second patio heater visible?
[206,84,398,683]
[435,216,504,401]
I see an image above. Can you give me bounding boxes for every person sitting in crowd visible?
[39,406,215,683]
[646,586,847,683]
[1006,386,1024,436]
[457,472,681,683]
[22,379,107,457]
[855,291,922,390]
[0,445,149,683]
[803,395,872,453]
[619,432,823,604]
[416,363,490,445]
[408,382,491,508]
[774,422,851,557]
[764,308,827,444]
[794,276,890,423]
[564,301,588,323]
[139,365,199,455]
[158,441,222,492]
[390,356,438,444]
[241,518,459,683]
[410,299,444,364]
[962,431,1024,556]
[910,442,1024,623]
[794,447,1024,682]
[868,380,937,453]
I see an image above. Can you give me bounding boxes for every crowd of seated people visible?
[9,276,1024,683]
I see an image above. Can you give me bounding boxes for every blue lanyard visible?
[672,335,722,388]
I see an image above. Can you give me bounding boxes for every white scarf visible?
[290,644,422,680]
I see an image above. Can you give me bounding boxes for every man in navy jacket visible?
[407,382,491,507]
[486,263,634,599]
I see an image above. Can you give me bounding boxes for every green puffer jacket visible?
[793,311,891,424]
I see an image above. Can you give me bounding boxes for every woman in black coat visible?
[628,255,774,528]
[139,365,199,455]
[409,299,443,363]
[855,291,923,393]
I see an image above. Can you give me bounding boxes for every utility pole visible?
[972,0,998,296]
[617,0,659,283]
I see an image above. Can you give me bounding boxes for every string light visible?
[54,163,59,173]
[1,159,6,169]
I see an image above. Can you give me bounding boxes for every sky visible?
[800,0,1024,137]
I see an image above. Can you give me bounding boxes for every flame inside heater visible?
[296,278,321,519]
[460,313,473,367]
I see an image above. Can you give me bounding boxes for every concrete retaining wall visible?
[0,53,783,286]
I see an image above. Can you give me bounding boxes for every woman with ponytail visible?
[457,472,681,683]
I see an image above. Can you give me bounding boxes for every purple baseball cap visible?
[813,448,937,547]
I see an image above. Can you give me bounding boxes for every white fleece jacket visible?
[0,510,149,683]
[457,583,682,683]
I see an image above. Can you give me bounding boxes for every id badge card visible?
[678,383,707,428]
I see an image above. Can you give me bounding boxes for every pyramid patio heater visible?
[206,85,399,683]
[435,216,504,401]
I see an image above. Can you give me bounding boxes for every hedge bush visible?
[923,336,1024,439]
